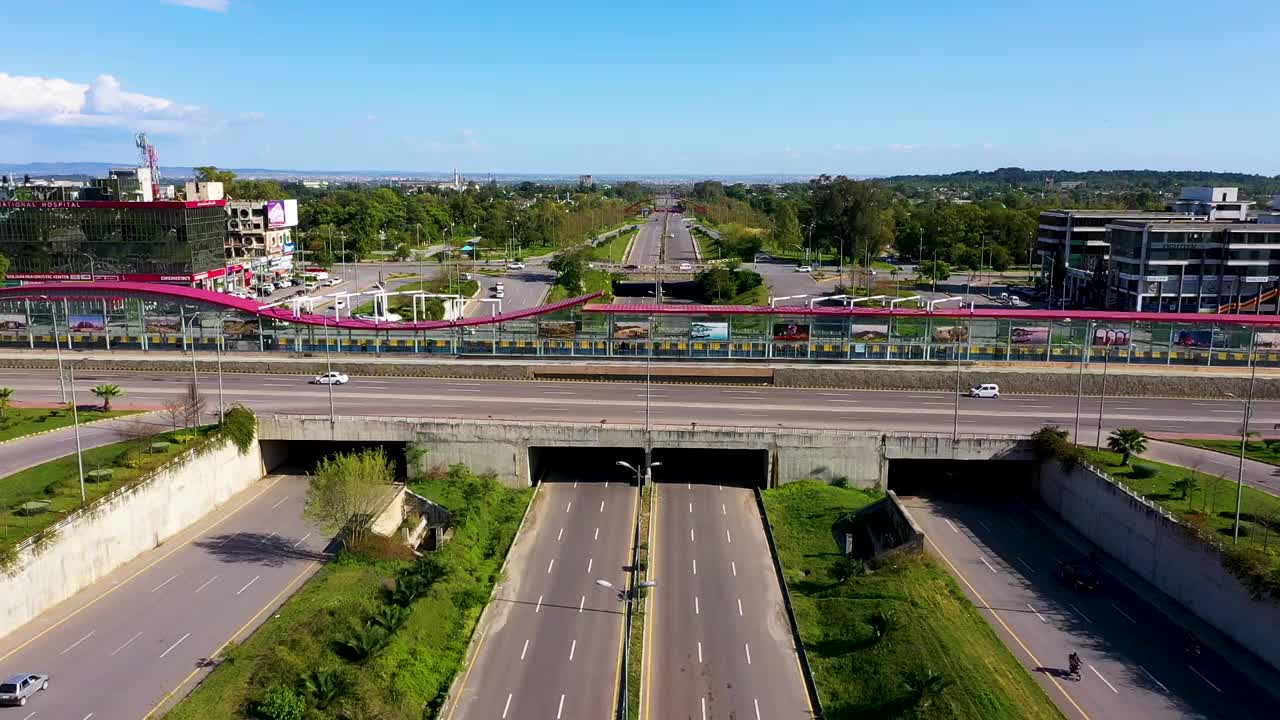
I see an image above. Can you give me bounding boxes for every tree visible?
[91,384,122,411]
[304,448,396,546]
[1172,475,1201,507]
[1107,428,1148,465]
[194,166,237,185]
[916,260,952,283]
[548,248,588,293]
[0,252,8,283]
[163,381,205,429]
[770,202,802,252]
[0,386,12,417]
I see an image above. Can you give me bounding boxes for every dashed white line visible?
[237,575,260,596]
[547,559,556,574]
[82,715,94,720]
[731,561,737,577]
[726,529,732,544]
[1111,603,1137,624]
[692,559,698,575]
[701,696,707,720]
[737,597,744,616]
[22,712,35,720]
[1027,603,1048,623]
[536,595,544,613]
[60,630,95,655]
[1089,664,1119,694]
[271,495,289,509]
[151,574,178,593]
[754,698,762,720]
[721,503,726,515]
[292,533,312,548]
[578,595,585,613]
[944,519,959,533]
[689,502,693,513]
[566,502,573,512]
[977,520,992,533]
[569,639,577,661]
[1067,601,1093,623]
[697,641,703,662]
[587,558,593,573]
[599,500,605,513]
[217,532,239,546]
[194,575,220,593]
[690,528,695,542]
[694,596,700,615]
[557,528,564,541]
[557,693,566,719]
[502,693,513,718]
[110,631,143,656]
[520,639,529,660]
[1139,665,1169,693]
[594,527,600,540]
[745,642,752,665]
[1015,556,1034,573]
[1189,665,1222,693]
[260,531,276,544]
[979,556,997,574]
[159,632,191,659]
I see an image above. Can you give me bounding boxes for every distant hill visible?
[880,167,1280,196]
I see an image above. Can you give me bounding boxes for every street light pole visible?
[69,358,88,504]
[1231,333,1258,544]
[1074,322,1092,441]
[183,311,201,425]
[1095,334,1111,450]
[216,313,228,423]
[952,337,962,442]
[325,319,336,426]
[41,297,68,403]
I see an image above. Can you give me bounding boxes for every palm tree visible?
[91,384,123,412]
[1107,428,1148,465]
[0,387,13,418]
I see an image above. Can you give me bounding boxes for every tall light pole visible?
[69,358,88,504]
[39,296,68,403]
[1226,330,1259,544]
[645,314,654,471]
[182,310,201,426]
[1094,327,1113,450]
[80,252,96,280]
[1073,321,1093,441]
[324,319,336,426]
[215,312,230,422]
[952,334,962,442]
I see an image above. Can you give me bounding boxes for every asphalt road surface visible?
[448,472,636,720]
[900,493,1276,719]
[0,474,327,719]
[646,471,811,719]
[4,368,1279,496]
[626,215,666,266]
[465,266,555,318]
[664,213,699,265]
[0,413,173,478]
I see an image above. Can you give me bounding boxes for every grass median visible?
[626,482,652,718]
[762,481,1063,720]
[166,463,531,720]
[0,406,139,444]
[1169,438,1280,467]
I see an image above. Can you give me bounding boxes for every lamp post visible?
[1226,334,1258,544]
[324,319,337,426]
[80,252,96,280]
[952,333,962,442]
[69,358,88,504]
[1073,321,1094,442]
[38,296,68,403]
[1094,328,1114,450]
[182,310,201,426]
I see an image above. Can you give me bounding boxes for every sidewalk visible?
[1145,435,1280,498]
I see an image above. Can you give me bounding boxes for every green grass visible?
[546,269,615,305]
[0,407,139,443]
[167,465,532,720]
[351,278,480,317]
[627,483,652,719]
[593,229,638,264]
[0,426,213,552]
[763,481,1064,720]
[724,284,769,306]
[1170,438,1280,467]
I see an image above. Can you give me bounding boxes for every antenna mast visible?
[135,132,161,200]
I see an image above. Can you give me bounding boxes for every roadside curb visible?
[0,411,151,448]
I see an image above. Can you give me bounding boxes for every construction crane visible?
[135,132,161,201]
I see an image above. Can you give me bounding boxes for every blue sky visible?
[1,0,1277,175]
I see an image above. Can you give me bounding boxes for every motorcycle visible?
[1067,654,1082,680]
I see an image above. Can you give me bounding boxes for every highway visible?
[626,214,666,266]
[664,212,699,264]
[646,464,811,719]
[448,468,636,720]
[0,474,327,719]
[464,266,554,318]
[900,492,1276,719]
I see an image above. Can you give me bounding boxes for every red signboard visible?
[8,271,225,283]
[0,199,225,210]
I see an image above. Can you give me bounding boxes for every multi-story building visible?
[1169,186,1253,221]
[1261,196,1280,225]
[224,198,299,288]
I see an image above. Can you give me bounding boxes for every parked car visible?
[0,673,49,707]
[795,265,813,273]
[678,262,693,271]
[327,277,344,286]
[1058,562,1100,591]
[312,371,349,385]
[668,232,675,238]
[461,272,473,281]
[969,383,1000,398]
[495,289,505,298]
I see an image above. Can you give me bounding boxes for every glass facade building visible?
[0,200,227,285]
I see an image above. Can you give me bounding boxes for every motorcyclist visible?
[1067,652,1082,676]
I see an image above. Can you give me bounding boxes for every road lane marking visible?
[521,639,529,660]
[502,693,513,718]
[111,631,143,656]
[689,502,693,513]
[600,500,605,512]
[1189,665,1222,693]
[695,596,700,614]
[979,556,997,574]
[745,642,752,664]
[754,698,762,720]
[1111,603,1137,624]
[547,559,555,574]
[574,480,578,488]
[578,595,585,613]
[260,532,276,544]
[22,712,35,720]
[692,559,697,575]
[726,529,732,544]
[697,641,703,662]
[587,558,593,573]
[731,561,737,577]
[594,527,599,540]
[944,519,959,533]
[701,696,707,720]
[236,575,260,596]
[557,693,566,719]
[536,595,543,613]
[82,715,94,720]
[1211,410,1241,414]
[569,639,577,661]
[292,533,312,548]
[159,632,191,659]
[690,528,695,542]
[194,575,219,592]
[1016,556,1034,573]
[687,482,691,490]
[557,528,564,541]
[737,598,744,616]
[270,496,289,509]
[721,503,726,515]
[1027,604,1048,623]
[1066,601,1092,623]
[1089,665,1118,694]
[151,574,178,593]
[60,630,95,655]
[217,532,239,546]
[1139,665,1169,693]
[566,502,573,512]
[977,520,992,533]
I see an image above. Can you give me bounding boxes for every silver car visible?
[0,673,49,706]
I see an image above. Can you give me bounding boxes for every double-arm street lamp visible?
[69,358,89,504]
[1225,343,1259,544]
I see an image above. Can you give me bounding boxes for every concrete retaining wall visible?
[0,438,264,638]
[1036,462,1280,671]
[258,415,1029,489]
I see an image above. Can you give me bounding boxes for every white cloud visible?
[422,129,482,152]
[0,72,202,133]
[238,111,265,121]
[162,0,229,11]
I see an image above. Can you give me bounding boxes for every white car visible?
[495,289,505,298]
[327,277,344,286]
[667,232,675,238]
[508,262,526,270]
[969,383,1000,398]
[678,262,693,271]
[795,265,813,273]
[312,372,349,385]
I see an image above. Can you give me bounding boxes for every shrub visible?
[220,405,257,455]
[1129,464,1155,479]
[172,432,197,444]
[253,685,306,720]
[120,449,144,469]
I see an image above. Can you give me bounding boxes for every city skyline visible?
[1,0,1278,175]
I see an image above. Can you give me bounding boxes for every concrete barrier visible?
[1035,461,1280,672]
[0,438,264,639]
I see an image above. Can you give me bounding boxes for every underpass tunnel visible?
[887,459,1035,497]
[528,446,645,485]
[260,439,408,480]
[650,448,769,489]
[612,280,702,302]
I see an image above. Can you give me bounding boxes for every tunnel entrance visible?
[887,459,1035,497]
[612,280,702,303]
[650,448,769,489]
[528,446,645,485]
[260,440,409,480]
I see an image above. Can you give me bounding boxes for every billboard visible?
[849,322,888,343]
[1174,330,1213,348]
[1011,327,1049,344]
[613,321,650,340]
[772,322,810,342]
[266,200,287,229]
[0,313,28,331]
[538,320,578,339]
[690,321,729,341]
[931,325,968,343]
[1255,332,1280,349]
[68,314,105,332]
[1093,328,1131,346]
[145,315,181,334]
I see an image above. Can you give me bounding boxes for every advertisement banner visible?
[931,325,968,343]
[0,313,28,331]
[1255,332,1280,349]
[849,322,888,343]
[266,200,287,228]
[222,318,259,337]
[1011,326,1049,344]
[144,315,181,334]
[8,272,197,283]
[1174,330,1213,348]
[1093,328,1131,346]
[772,322,810,342]
[613,321,650,340]
[690,321,729,341]
[0,199,224,209]
[538,320,578,339]
[68,314,105,332]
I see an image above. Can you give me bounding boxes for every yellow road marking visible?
[0,474,287,664]
[925,532,1092,720]
[141,557,321,718]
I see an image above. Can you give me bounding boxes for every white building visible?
[1261,196,1280,225]
[1171,187,1253,221]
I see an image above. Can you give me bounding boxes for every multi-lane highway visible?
[0,474,326,719]
[664,213,699,265]
[901,493,1277,719]
[646,463,811,719]
[448,468,636,720]
[626,215,667,266]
